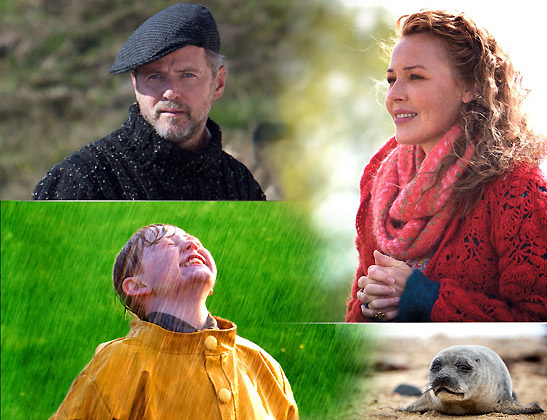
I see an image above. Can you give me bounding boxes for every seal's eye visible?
[430,362,442,372]
[456,363,473,372]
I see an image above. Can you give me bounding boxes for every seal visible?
[401,345,544,415]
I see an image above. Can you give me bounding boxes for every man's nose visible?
[162,77,180,102]
[163,88,177,102]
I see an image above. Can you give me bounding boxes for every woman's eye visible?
[387,77,396,85]
[410,74,423,80]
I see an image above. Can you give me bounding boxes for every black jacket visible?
[32,105,265,200]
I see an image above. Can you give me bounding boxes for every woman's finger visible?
[365,266,396,284]
[363,283,396,297]
[367,297,400,310]
[360,305,398,321]
[356,288,371,304]
[357,275,372,289]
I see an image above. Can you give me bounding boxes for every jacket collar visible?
[146,311,218,333]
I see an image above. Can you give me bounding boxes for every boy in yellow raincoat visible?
[49,224,298,419]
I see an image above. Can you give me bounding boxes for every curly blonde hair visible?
[395,10,546,214]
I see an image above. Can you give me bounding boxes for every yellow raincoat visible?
[50,317,298,419]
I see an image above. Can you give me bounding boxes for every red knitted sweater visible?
[346,138,547,322]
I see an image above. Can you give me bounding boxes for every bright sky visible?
[370,323,546,338]
[342,0,547,137]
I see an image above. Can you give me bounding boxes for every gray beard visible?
[152,115,206,148]
[142,101,208,150]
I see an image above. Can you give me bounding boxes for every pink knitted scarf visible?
[372,126,474,261]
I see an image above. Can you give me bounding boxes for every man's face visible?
[131,46,225,152]
[137,226,217,297]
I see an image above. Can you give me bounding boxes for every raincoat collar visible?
[127,316,237,355]
[147,311,218,333]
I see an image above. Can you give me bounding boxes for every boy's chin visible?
[183,264,213,277]
[182,269,214,287]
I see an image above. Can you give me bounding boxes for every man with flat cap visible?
[33,4,266,200]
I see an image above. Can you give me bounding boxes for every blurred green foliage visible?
[1,201,376,419]
[0,0,393,200]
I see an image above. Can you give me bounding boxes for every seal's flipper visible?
[498,400,544,415]
[399,393,435,413]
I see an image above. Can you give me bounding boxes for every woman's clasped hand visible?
[357,250,412,321]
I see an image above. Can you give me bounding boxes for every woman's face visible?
[385,33,473,153]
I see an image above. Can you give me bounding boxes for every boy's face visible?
[137,226,217,297]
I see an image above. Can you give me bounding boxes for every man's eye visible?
[182,73,196,78]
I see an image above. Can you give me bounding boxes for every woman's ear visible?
[122,276,152,297]
[462,82,477,104]
[462,90,474,104]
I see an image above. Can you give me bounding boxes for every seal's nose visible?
[431,374,455,391]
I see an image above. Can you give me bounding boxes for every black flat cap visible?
[110,3,220,75]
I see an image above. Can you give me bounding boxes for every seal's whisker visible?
[422,387,434,396]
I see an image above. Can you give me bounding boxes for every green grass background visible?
[2,201,375,419]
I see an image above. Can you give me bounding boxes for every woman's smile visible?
[393,110,418,124]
